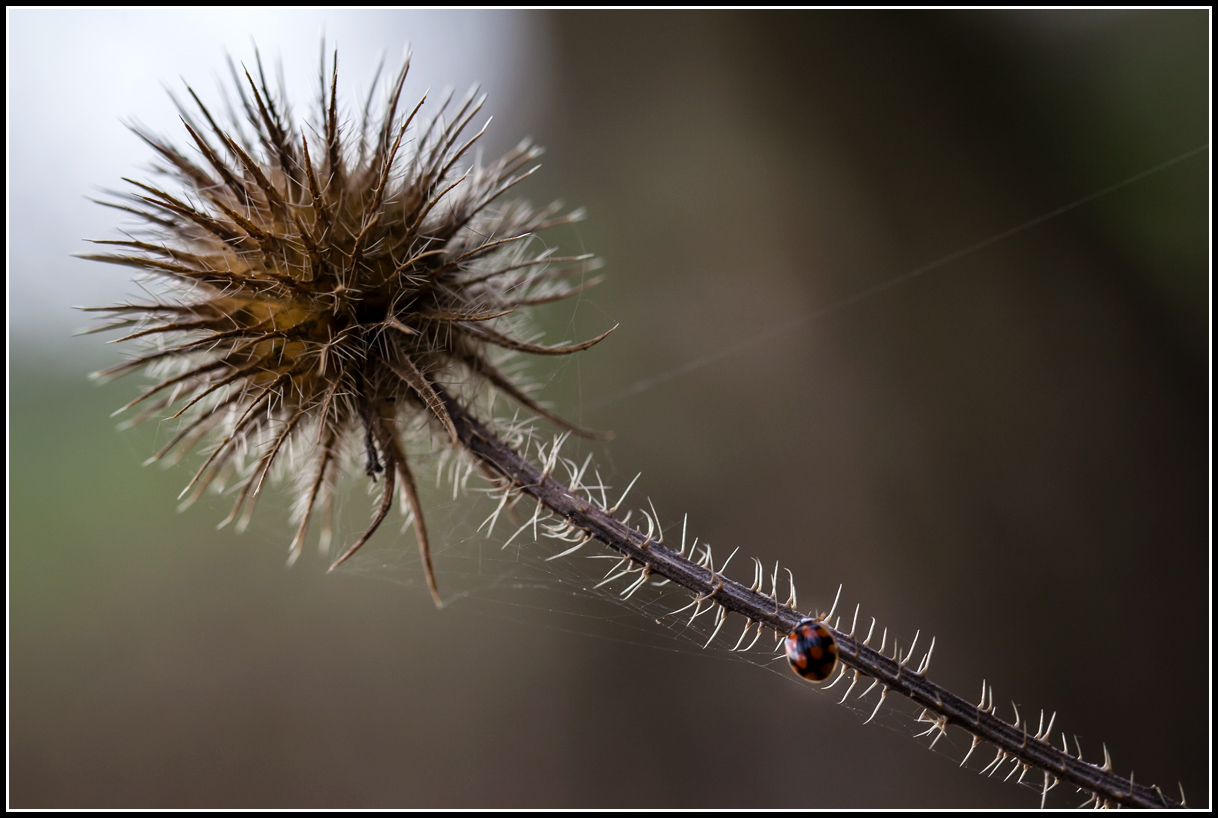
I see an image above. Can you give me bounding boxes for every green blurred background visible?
[9,10,1208,807]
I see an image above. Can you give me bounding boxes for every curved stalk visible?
[438,386,1182,810]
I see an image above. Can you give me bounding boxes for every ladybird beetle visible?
[784,618,838,682]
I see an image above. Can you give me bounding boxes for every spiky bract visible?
[85,52,611,605]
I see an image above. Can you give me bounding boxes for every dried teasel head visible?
[83,50,612,607]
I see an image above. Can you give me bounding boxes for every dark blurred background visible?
[9,10,1208,808]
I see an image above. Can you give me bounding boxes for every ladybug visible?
[784,617,838,682]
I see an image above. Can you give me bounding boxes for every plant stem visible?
[438,386,1180,809]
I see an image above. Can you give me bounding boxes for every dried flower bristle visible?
[83,50,612,606]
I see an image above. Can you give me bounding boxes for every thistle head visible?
[84,50,611,606]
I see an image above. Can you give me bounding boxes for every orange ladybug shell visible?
[784,618,839,682]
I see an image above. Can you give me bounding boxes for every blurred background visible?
[8,10,1208,808]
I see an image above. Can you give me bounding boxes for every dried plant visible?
[83,50,611,608]
[85,49,1183,808]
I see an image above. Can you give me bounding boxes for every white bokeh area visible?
[7,9,552,354]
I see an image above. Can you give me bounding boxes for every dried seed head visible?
[84,50,612,606]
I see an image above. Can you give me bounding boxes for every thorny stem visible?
[438,387,1182,809]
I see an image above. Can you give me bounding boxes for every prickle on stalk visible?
[83,49,613,607]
